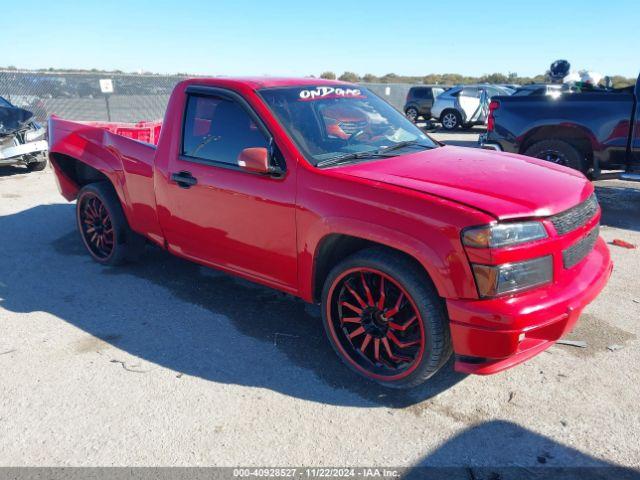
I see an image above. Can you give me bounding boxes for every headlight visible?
[463,221,547,248]
[472,256,553,297]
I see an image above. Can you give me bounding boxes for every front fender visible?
[298,215,476,303]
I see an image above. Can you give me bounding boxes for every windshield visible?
[258,86,437,166]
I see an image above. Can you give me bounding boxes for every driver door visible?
[158,88,298,292]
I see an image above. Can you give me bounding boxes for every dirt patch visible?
[405,398,488,424]
[557,314,636,358]
[74,334,122,354]
[1,194,20,199]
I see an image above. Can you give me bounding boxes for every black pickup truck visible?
[480,74,640,181]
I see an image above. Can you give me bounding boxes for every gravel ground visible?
[0,131,639,470]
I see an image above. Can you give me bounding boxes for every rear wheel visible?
[405,107,419,123]
[440,110,461,130]
[322,248,452,388]
[76,182,145,266]
[524,139,587,173]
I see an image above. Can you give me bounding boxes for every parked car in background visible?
[403,85,446,122]
[0,96,48,172]
[480,74,640,180]
[48,77,612,388]
[431,84,514,130]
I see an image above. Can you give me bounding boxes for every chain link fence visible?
[0,70,415,125]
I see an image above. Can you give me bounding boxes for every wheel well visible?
[50,153,111,192]
[312,234,433,303]
[521,127,593,165]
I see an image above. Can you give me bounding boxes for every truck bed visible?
[486,90,635,168]
[80,120,163,146]
[48,116,164,244]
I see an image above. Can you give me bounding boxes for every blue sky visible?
[4,0,638,78]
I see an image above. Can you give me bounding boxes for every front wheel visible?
[321,248,452,388]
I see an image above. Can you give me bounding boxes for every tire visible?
[405,107,419,123]
[26,160,47,172]
[523,139,587,173]
[76,182,145,266]
[440,110,461,130]
[321,247,452,389]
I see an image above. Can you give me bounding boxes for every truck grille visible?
[563,225,599,269]
[549,194,599,235]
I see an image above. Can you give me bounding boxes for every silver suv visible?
[431,84,513,130]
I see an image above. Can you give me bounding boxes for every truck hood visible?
[336,146,593,220]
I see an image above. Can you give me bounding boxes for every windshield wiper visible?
[316,150,394,168]
[316,141,434,168]
[375,140,434,154]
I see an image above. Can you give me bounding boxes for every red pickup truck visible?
[48,78,612,388]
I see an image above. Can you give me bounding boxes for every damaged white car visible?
[0,96,48,172]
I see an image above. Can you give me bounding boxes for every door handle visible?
[171,171,198,189]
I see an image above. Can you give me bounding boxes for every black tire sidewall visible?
[524,139,586,173]
[26,160,47,172]
[76,182,130,266]
[321,247,452,389]
[405,107,419,122]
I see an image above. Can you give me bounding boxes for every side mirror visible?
[238,147,270,174]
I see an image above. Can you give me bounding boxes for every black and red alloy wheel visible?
[326,267,426,382]
[78,192,116,261]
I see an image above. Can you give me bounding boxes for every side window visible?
[459,87,479,98]
[182,95,269,166]
[412,88,428,99]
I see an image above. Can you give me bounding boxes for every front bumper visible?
[447,237,612,375]
[0,139,48,164]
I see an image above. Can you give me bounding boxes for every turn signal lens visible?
[472,256,553,297]
[463,222,547,249]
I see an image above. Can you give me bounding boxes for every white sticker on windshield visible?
[298,87,364,101]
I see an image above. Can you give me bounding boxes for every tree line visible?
[318,71,637,89]
[2,66,636,89]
